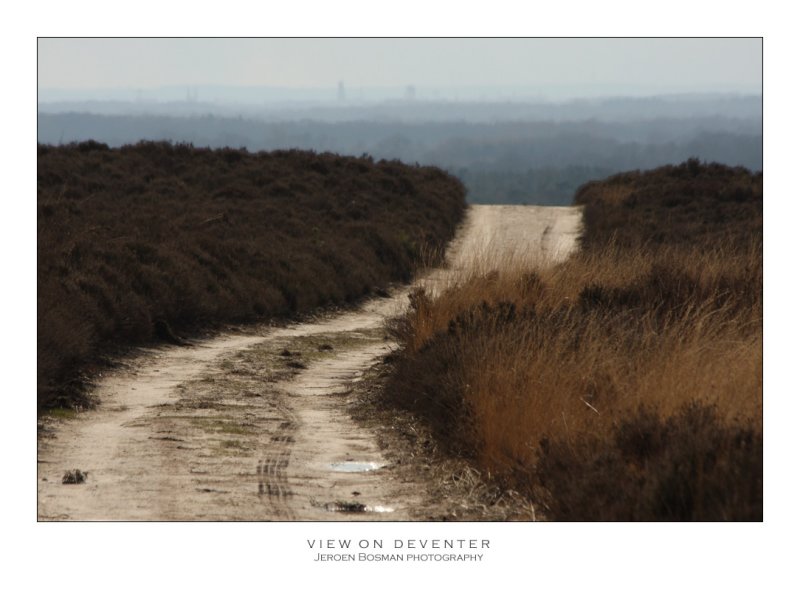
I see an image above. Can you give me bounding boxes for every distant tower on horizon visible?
[405,85,416,101]
[337,81,346,102]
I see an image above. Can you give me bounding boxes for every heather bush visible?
[38,142,467,410]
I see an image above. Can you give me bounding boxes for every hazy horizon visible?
[38,38,762,104]
[37,38,762,205]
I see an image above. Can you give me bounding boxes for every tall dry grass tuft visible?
[385,161,762,521]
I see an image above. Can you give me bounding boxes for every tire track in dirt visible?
[257,400,297,518]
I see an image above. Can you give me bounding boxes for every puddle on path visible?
[329,461,384,472]
[323,501,396,514]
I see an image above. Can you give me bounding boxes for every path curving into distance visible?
[37,205,582,520]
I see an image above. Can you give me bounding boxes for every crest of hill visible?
[574,158,762,250]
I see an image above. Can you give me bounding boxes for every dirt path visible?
[37,205,582,521]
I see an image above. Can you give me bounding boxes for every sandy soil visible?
[37,205,582,521]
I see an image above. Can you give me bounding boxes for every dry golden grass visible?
[400,243,761,453]
[387,221,762,520]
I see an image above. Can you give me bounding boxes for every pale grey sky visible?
[38,38,762,100]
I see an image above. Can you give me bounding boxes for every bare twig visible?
[581,397,600,415]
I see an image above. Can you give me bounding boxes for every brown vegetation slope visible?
[385,159,762,521]
[38,141,466,411]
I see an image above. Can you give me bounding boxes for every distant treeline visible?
[38,112,762,204]
[37,142,466,411]
[38,94,763,123]
[456,165,614,205]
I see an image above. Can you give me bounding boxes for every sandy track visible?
[37,205,581,521]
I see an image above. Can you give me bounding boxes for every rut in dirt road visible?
[37,205,582,520]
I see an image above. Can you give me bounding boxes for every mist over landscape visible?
[37,92,762,204]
